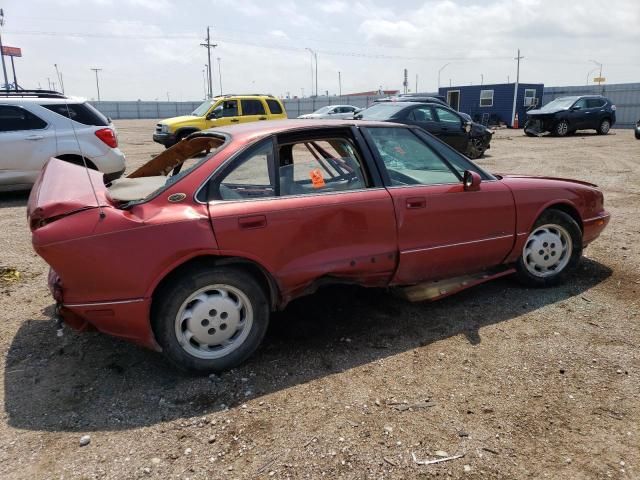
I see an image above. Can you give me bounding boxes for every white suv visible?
[0,90,126,192]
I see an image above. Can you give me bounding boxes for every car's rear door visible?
[362,125,516,284]
[238,99,268,124]
[204,127,398,300]
[0,105,56,188]
[585,98,605,129]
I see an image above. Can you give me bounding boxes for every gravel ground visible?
[0,121,638,479]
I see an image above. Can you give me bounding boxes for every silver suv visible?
[0,90,126,192]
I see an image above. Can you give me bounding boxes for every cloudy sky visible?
[1,0,639,101]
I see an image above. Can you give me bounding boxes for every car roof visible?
[0,96,87,105]
[200,119,404,143]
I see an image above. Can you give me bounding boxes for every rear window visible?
[42,102,110,126]
[359,103,406,120]
[266,99,283,114]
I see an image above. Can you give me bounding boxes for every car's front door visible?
[206,99,240,128]
[0,105,56,188]
[363,125,516,284]
[432,106,469,153]
[404,105,441,137]
[585,98,605,129]
[567,98,588,130]
[239,99,268,124]
[205,128,398,301]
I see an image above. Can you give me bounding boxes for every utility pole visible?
[511,48,524,127]
[200,27,216,98]
[10,55,17,90]
[217,57,222,95]
[90,67,102,101]
[480,73,483,85]
[338,71,341,98]
[202,68,207,99]
[0,8,9,91]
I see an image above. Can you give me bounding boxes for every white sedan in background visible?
[298,105,361,119]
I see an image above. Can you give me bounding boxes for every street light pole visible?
[338,71,341,98]
[305,48,317,97]
[217,57,222,95]
[586,67,599,86]
[0,9,9,91]
[589,59,603,85]
[437,63,450,89]
[90,68,102,101]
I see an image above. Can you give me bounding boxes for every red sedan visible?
[27,120,610,372]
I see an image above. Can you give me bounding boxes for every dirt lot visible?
[0,121,638,479]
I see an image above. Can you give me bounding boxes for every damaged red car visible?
[27,120,610,372]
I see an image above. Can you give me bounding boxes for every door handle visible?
[406,197,426,209]
[238,215,267,229]
[26,135,44,141]
[258,116,267,120]
[230,118,239,123]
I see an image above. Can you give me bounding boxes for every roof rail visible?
[216,93,275,98]
[0,89,67,99]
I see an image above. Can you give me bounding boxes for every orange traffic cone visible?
[513,113,519,129]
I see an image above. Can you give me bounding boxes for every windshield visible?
[359,103,406,120]
[313,106,332,114]
[192,100,215,116]
[539,97,579,112]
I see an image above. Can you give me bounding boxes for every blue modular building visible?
[438,83,544,127]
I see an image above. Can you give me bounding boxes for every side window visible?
[0,106,47,132]
[214,139,275,200]
[278,137,367,196]
[214,100,238,118]
[266,99,283,115]
[434,107,462,125]
[367,127,460,186]
[42,103,109,126]
[409,106,434,122]
[586,99,605,108]
[573,98,588,109]
[241,99,266,116]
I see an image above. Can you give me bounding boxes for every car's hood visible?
[160,115,201,125]
[498,173,598,188]
[27,158,111,228]
[526,108,567,116]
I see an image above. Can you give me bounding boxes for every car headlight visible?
[160,124,169,133]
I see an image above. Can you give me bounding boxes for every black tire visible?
[597,118,611,135]
[553,120,569,137]
[166,129,197,149]
[635,128,640,140]
[152,266,269,373]
[465,137,486,159]
[515,209,583,287]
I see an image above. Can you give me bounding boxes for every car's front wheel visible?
[515,209,582,287]
[553,120,569,137]
[153,266,270,373]
[465,137,486,159]
[597,118,611,135]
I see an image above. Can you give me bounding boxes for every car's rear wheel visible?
[553,120,569,137]
[597,118,611,135]
[515,209,582,287]
[153,266,269,373]
[465,137,486,159]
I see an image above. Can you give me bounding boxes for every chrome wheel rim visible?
[523,224,572,278]
[557,122,568,135]
[175,284,253,359]
[601,120,610,133]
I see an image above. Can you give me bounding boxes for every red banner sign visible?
[1,46,22,57]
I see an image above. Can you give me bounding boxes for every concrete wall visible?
[542,83,640,128]
[92,83,640,128]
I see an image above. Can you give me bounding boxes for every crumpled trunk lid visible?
[27,158,111,229]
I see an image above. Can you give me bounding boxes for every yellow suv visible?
[153,94,287,147]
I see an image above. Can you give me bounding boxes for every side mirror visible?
[464,121,472,133]
[570,105,582,111]
[463,170,482,191]
[207,111,221,120]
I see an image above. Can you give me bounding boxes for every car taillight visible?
[611,104,616,111]
[95,128,118,148]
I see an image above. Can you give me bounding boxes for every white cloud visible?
[269,29,290,40]
[318,0,347,13]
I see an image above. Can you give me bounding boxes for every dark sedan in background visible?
[525,95,616,137]
[356,102,492,159]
